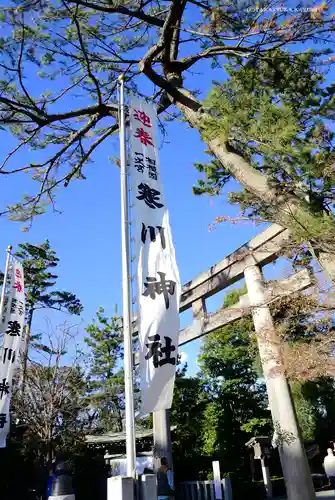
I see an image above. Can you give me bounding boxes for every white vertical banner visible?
[0,258,25,447]
[0,262,13,335]
[129,94,181,414]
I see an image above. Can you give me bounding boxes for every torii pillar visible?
[153,410,173,471]
[244,264,315,500]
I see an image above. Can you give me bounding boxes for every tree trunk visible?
[175,96,335,286]
[47,438,53,475]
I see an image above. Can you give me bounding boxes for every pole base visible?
[141,474,157,500]
[107,476,134,500]
[48,496,75,500]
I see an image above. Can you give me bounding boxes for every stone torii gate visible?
[134,224,316,500]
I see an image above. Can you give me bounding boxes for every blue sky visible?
[0,62,290,375]
[0,4,333,376]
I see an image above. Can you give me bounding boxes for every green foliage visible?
[171,372,207,458]
[194,49,335,252]
[241,418,272,435]
[199,321,269,467]
[84,307,125,433]
[195,49,335,203]
[171,285,335,478]
[222,283,247,307]
[196,288,270,471]
[300,378,335,443]
[13,240,83,318]
[290,381,316,441]
[200,285,259,380]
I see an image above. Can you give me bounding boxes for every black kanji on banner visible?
[10,298,24,316]
[143,272,176,309]
[145,334,176,368]
[2,348,16,365]
[0,413,7,429]
[134,152,145,173]
[0,379,10,399]
[3,296,9,314]
[141,223,166,249]
[137,183,164,209]
[146,157,157,180]
[5,320,21,337]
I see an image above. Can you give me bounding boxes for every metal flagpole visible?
[0,245,12,323]
[118,74,137,478]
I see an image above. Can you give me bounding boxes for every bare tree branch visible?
[17,12,41,112]
[63,123,117,187]
[67,0,165,27]
[175,44,254,71]
[0,0,333,226]
[12,322,90,464]
[63,0,103,104]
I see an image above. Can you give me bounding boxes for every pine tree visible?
[194,49,335,274]
[15,240,83,322]
[0,1,333,280]
[1,240,83,386]
[84,307,125,433]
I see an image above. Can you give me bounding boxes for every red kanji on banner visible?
[134,109,152,128]
[15,269,21,278]
[13,280,23,293]
[134,128,153,147]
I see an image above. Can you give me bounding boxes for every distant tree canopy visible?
[172,285,335,477]
[5,284,335,496]
[172,288,270,477]
[196,289,270,473]
[0,1,334,279]
[84,307,125,433]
